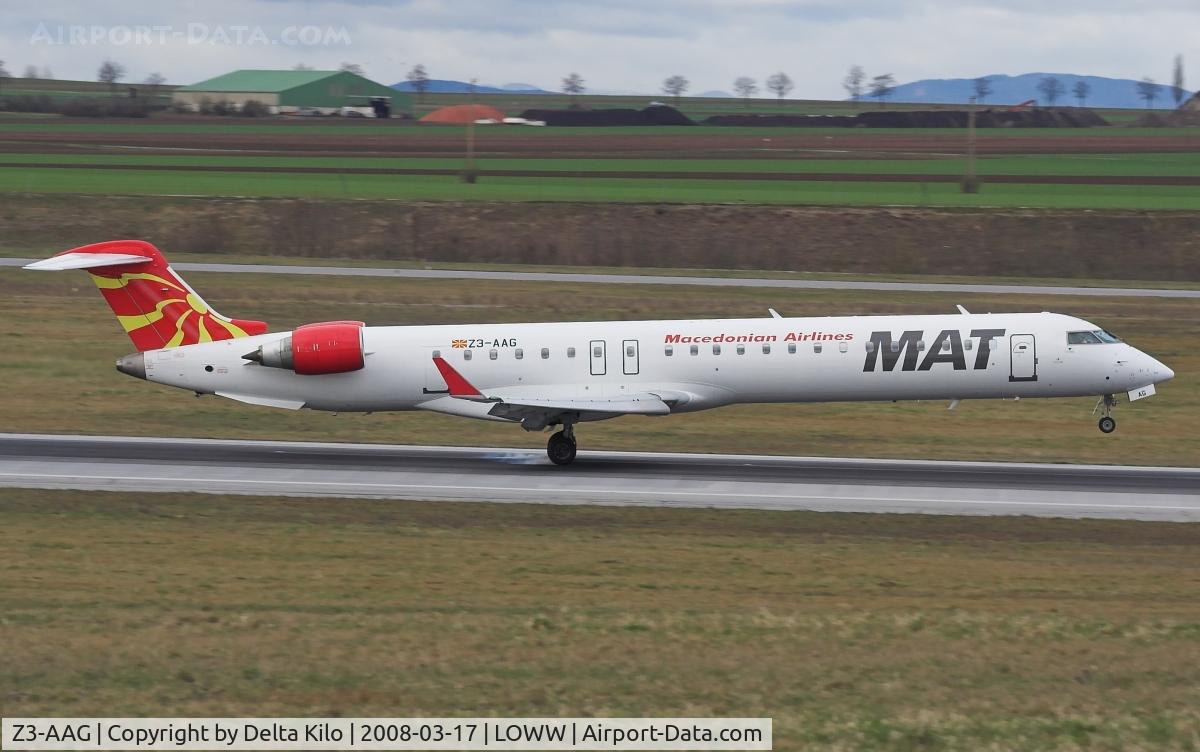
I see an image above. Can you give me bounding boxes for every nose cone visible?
[115,352,146,380]
[1155,359,1175,383]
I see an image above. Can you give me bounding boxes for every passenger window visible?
[593,346,602,358]
[713,344,721,355]
[762,344,771,354]
[941,341,951,352]
[567,347,576,358]
[515,348,523,360]
[839,342,848,353]
[626,345,635,357]
[464,350,472,361]
[489,349,498,360]
[736,344,745,355]
[964,339,973,351]
[690,345,698,356]
[917,340,925,351]
[865,342,876,354]
[665,345,673,356]
[432,350,441,358]
[541,347,549,359]
[890,341,899,353]
[788,343,796,354]
[813,343,822,353]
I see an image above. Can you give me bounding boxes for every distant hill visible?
[390,79,552,95]
[887,73,1193,110]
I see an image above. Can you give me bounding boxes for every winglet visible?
[432,356,484,398]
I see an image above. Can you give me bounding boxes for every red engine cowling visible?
[292,321,365,375]
[245,321,365,375]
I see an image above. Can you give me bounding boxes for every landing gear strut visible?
[546,417,578,466]
[1094,393,1118,433]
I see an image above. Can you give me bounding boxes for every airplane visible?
[27,240,1175,466]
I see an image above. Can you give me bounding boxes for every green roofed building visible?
[173,70,410,116]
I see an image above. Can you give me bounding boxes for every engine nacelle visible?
[244,321,365,375]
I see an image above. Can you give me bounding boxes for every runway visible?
[2,434,1197,521]
[3,257,1197,298]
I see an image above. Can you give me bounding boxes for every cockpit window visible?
[1068,330,1121,345]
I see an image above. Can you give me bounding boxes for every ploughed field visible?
[1,117,1198,209]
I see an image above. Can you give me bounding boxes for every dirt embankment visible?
[4,195,1198,281]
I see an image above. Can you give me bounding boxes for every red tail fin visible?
[25,240,267,351]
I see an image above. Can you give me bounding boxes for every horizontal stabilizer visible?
[24,252,153,271]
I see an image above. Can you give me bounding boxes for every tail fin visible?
[24,240,268,351]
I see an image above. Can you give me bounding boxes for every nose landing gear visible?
[1094,394,1118,433]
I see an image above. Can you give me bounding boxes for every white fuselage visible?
[139,311,1173,422]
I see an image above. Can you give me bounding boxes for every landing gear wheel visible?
[1098,416,1116,434]
[547,431,577,466]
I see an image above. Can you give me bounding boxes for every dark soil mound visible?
[706,108,1108,128]
[1132,110,1200,127]
[519,105,694,126]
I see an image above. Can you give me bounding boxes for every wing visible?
[427,356,670,430]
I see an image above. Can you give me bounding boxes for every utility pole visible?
[962,95,980,194]
[462,86,478,184]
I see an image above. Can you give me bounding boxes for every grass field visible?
[6,151,1200,177]
[2,266,1195,465]
[4,169,1199,209]
[1,110,1195,209]
[4,488,1200,749]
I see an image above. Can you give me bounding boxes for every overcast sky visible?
[4,0,1198,97]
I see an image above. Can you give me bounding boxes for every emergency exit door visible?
[1009,334,1038,382]
[590,339,606,376]
[622,339,640,375]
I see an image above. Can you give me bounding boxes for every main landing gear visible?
[546,417,578,466]
[1094,393,1118,433]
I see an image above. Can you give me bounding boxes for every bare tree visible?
[407,63,431,102]
[144,72,166,103]
[733,76,757,107]
[561,72,585,104]
[972,76,992,104]
[765,72,793,105]
[1072,79,1091,108]
[1172,55,1185,108]
[339,62,365,77]
[843,65,865,104]
[1036,75,1063,106]
[23,64,39,78]
[98,59,126,94]
[662,74,689,103]
[1137,77,1161,108]
[0,60,9,77]
[292,63,313,71]
[869,73,895,105]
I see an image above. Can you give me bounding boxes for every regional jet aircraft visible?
[27,241,1175,465]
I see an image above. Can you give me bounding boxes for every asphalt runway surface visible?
[4,257,1197,298]
[2,434,1197,522]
